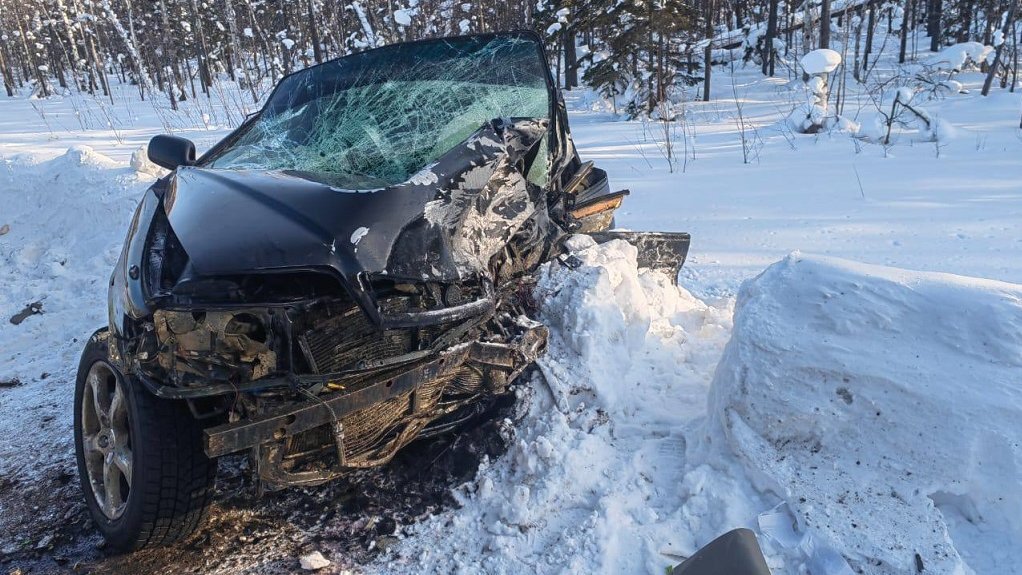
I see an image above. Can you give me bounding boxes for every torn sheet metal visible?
[99,32,688,489]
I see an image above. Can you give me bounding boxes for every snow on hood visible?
[708,253,1022,574]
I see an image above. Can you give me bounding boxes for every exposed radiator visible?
[298,298,417,374]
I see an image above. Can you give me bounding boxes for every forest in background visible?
[0,0,1017,117]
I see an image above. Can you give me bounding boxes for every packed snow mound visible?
[800,49,841,74]
[708,253,1022,574]
[927,41,993,71]
[378,236,734,574]
[0,147,152,479]
[0,146,149,311]
[130,144,167,177]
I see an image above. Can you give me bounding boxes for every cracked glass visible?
[205,34,552,190]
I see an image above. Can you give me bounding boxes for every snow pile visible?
[800,49,842,75]
[378,236,734,573]
[927,42,994,72]
[707,253,1022,574]
[0,146,153,477]
[791,49,844,133]
[379,246,1022,574]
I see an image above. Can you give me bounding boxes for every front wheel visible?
[74,329,216,552]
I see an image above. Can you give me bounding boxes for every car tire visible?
[74,328,216,552]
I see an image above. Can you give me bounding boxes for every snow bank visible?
[0,146,148,325]
[380,246,1022,574]
[378,237,734,573]
[0,147,153,477]
[708,253,1022,574]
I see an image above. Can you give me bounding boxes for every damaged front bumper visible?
[133,293,546,489]
[208,323,544,488]
[119,230,684,490]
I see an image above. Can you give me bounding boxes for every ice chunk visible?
[394,9,413,25]
[757,504,801,550]
[299,551,331,570]
[130,145,165,177]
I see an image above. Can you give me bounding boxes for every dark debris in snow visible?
[9,302,43,326]
[0,386,520,574]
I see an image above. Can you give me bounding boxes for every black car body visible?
[76,31,689,550]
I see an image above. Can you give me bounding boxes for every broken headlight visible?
[142,207,188,298]
[153,309,278,384]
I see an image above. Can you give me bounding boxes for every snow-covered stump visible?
[798,49,842,133]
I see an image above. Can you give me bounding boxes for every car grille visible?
[283,365,488,468]
[297,297,418,374]
[285,296,490,468]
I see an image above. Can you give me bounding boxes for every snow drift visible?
[378,236,735,573]
[0,147,151,478]
[708,253,1022,575]
[380,246,1022,575]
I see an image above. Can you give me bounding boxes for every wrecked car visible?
[74,31,690,551]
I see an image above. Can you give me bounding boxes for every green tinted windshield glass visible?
[206,34,551,189]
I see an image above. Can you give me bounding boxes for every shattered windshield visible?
[205,33,551,189]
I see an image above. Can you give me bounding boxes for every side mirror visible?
[148,134,196,170]
[671,529,772,575]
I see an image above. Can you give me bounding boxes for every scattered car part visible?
[9,300,42,325]
[671,529,772,575]
[75,30,690,551]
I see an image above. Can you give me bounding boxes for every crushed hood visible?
[162,119,549,286]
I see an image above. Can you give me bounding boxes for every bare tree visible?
[703,0,714,101]
[762,0,779,75]
[982,0,1017,96]
[820,0,832,48]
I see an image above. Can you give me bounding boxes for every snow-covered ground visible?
[376,241,1022,575]
[569,76,1022,296]
[2,38,1022,575]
